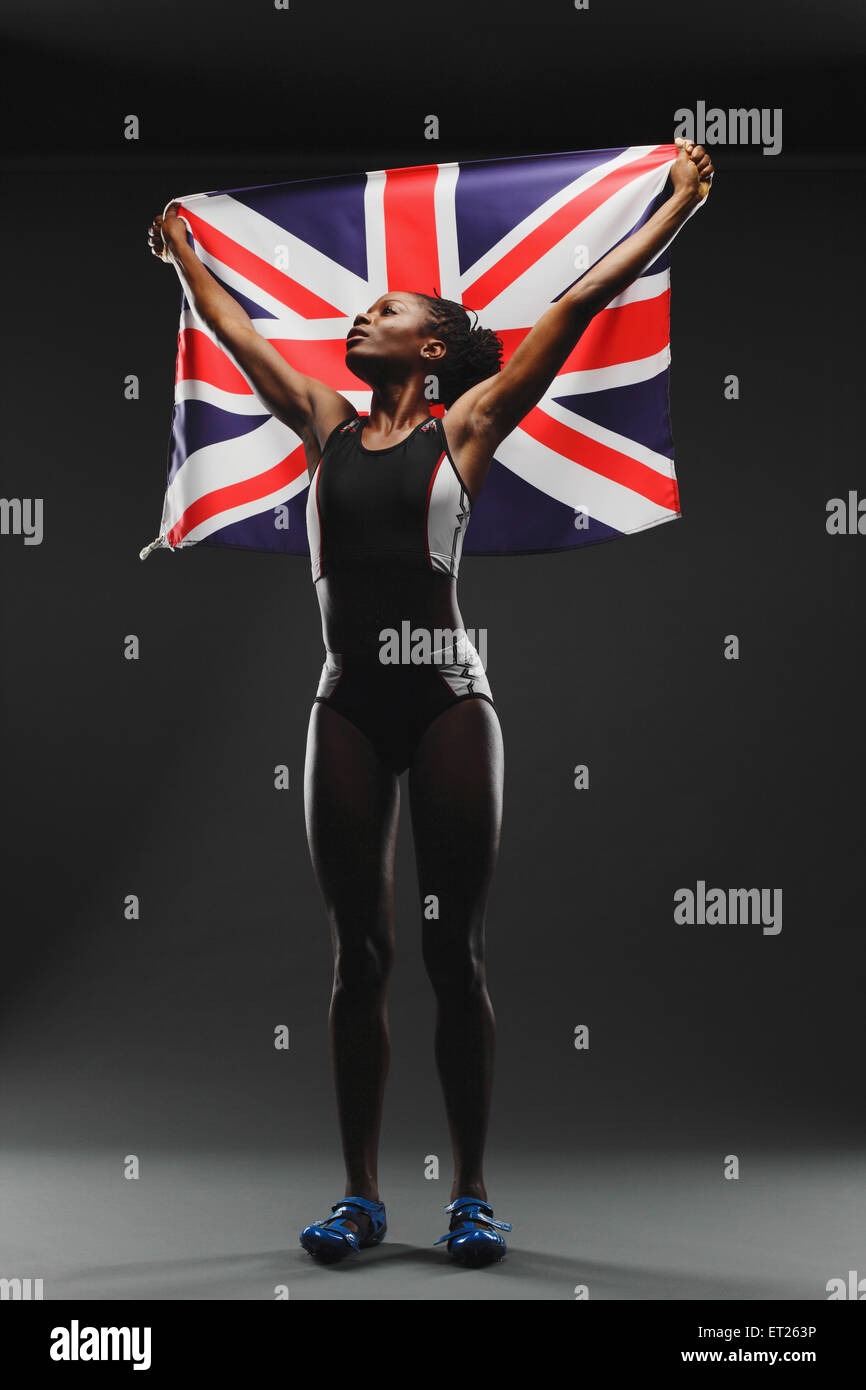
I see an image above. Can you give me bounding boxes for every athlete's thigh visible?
[407,697,504,911]
[304,701,400,937]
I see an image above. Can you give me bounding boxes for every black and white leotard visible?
[305,413,494,772]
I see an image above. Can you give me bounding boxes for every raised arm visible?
[444,139,714,499]
[148,204,358,476]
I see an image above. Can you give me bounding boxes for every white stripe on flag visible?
[179,193,369,320]
[607,269,670,307]
[363,172,389,303]
[432,162,462,303]
[537,395,676,479]
[173,379,370,416]
[179,309,358,342]
[478,158,674,326]
[494,418,677,534]
[550,345,671,397]
[172,470,312,548]
[162,414,303,530]
[457,146,659,294]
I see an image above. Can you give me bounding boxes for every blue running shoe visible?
[300,1195,387,1263]
[434,1197,512,1267]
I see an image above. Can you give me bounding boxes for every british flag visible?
[141,144,705,561]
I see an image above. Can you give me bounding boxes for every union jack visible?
[140,144,705,561]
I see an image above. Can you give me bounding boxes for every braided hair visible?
[414,291,503,409]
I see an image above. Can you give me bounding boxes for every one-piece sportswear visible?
[305,413,494,773]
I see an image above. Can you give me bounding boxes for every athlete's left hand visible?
[671,137,715,201]
[147,202,186,262]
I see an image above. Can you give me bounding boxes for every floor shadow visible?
[52,1243,792,1300]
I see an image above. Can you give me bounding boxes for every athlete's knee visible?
[421,924,487,997]
[333,933,394,996]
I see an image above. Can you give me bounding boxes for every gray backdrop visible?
[1,0,863,1301]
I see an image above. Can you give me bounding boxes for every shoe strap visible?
[331,1196,385,1216]
[442,1197,512,1232]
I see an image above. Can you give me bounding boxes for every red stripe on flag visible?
[167,444,309,546]
[268,337,373,390]
[520,405,679,512]
[493,288,670,373]
[176,204,343,318]
[176,328,253,392]
[564,289,670,370]
[463,146,673,311]
[175,330,372,394]
[493,326,528,364]
[383,165,441,293]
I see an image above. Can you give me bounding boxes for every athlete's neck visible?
[363,385,431,441]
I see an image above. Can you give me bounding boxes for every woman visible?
[148,137,714,1268]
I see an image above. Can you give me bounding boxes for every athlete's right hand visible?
[147,202,185,262]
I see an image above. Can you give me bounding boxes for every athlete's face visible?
[345,293,443,378]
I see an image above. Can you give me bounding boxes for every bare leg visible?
[304,701,400,1232]
[407,698,504,1203]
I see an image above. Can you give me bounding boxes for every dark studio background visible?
[0,0,864,1299]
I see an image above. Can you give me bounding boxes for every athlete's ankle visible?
[338,1184,382,1236]
[450,1179,487,1204]
[344,1180,380,1205]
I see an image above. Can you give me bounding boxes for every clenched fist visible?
[671,137,715,201]
[146,202,186,262]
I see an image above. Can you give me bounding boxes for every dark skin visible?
[148,138,713,1238]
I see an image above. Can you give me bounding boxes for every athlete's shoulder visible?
[320,415,360,457]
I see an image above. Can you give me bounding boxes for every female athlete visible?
[147,136,713,1267]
